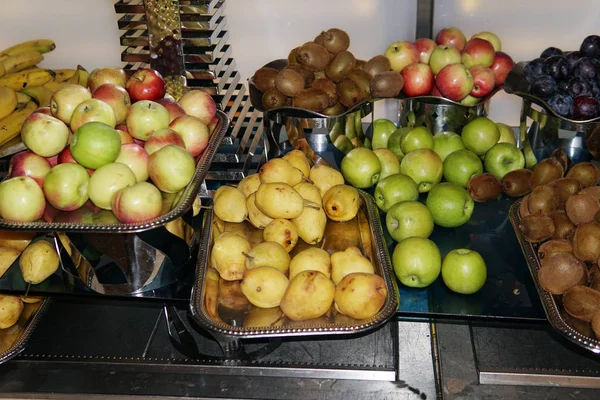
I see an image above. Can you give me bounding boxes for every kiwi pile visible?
[252,28,404,114]
[513,149,600,339]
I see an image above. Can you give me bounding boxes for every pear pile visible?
[209,150,388,325]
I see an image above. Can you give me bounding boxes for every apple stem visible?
[303,200,321,211]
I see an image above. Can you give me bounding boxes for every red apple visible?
[472,32,502,52]
[148,145,195,193]
[169,114,210,157]
[46,155,58,167]
[469,66,496,97]
[115,125,134,144]
[489,51,515,86]
[125,68,166,102]
[21,112,70,157]
[401,63,434,97]
[112,182,163,223]
[84,199,101,213]
[115,143,149,182]
[125,100,170,141]
[144,128,185,155]
[36,106,52,115]
[9,151,52,187]
[429,45,462,75]
[88,67,127,93]
[70,98,116,132]
[92,84,131,125]
[436,64,474,101]
[133,139,144,146]
[156,97,185,122]
[461,38,496,68]
[42,163,90,211]
[57,147,77,164]
[42,203,60,223]
[431,83,442,97]
[384,41,420,73]
[413,38,437,64]
[0,176,45,222]
[50,84,92,125]
[435,27,467,51]
[207,116,219,135]
[178,89,217,125]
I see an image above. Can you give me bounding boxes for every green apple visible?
[371,118,397,149]
[392,237,441,288]
[432,131,465,162]
[373,148,400,180]
[522,138,537,168]
[461,117,500,156]
[400,149,443,193]
[386,201,434,241]
[426,182,474,228]
[387,127,410,160]
[341,147,381,188]
[496,122,516,145]
[483,143,525,179]
[443,149,483,188]
[441,248,487,294]
[374,173,419,212]
[334,135,354,154]
[70,121,122,170]
[460,95,481,106]
[400,126,434,154]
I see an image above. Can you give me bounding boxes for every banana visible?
[77,65,89,88]
[0,87,17,120]
[15,91,31,105]
[0,135,22,152]
[51,69,77,82]
[0,61,5,78]
[2,51,43,74]
[0,69,56,90]
[20,86,53,107]
[0,101,37,146]
[0,39,56,58]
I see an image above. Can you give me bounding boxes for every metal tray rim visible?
[189,190,400,339]
[509,198,600,354]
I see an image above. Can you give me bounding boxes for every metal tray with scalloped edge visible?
[190,190,400,339]
[0,111,230,233]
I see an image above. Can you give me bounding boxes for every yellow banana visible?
[0,39,56,58]
[2,51,43,74]
[0,69,56,90]
[0,101,37,146]
[43,68,79,92]
[0,87,17,120]
[0,62,5,78]
[77,65,89,88]
[51,68,77,82]
[20,86,53,107]
[15,91,31,105]
[0,135,22,151]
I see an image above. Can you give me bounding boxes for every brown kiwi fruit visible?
[321,102,347,117]
[518,213,555,243]
[311,78,338,107]
[530,158,564,188]
[355,59,367,70]
[550,178,583,206]
[519,194,531,219]
[347,68,372,99]
[261,88,288,110]
[549,210,576,240]
[318,28,350,55]
[538,253,586,294]
[580,185,600,202]
[325,50,356,83]
[314,71,327,80]
[563,312,595,338]
[337,78,364,108]
[292,88,329,112]
[296,42,331,72]
[537,239,573,265]
[551,147,571,172]
[566,162,600,188]
[314,32,325,46]
[362,55,392,78]
[527,185,559,215]
[467,173,503,202]
[501,169,532,197]
[590,264,600,292]
[565,191,600,225]
[572,222,600,262]
[252,67,278,92]
[592,311,600,339]
[370,71,404,98]
[563,285,600,321]
[274,68,305,97]
[285,63,314,87]
[288,47,299,64]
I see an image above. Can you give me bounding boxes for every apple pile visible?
[0,67,218,224]
[384,27,515,104]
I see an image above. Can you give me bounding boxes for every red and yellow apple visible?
[70,98,117,132]
[9,151,52,187]
[125,68,166,102]
[92,83,131,125]
[21,112,70,157]
[125,100,170,141]
[88,67,127,93]
[42,163,90,211]
[112,182,163,223]
[144,128,185,155]
[177,89,217,125]
[169,114,210,157]
[88,162,137,210]
[115,143,150,182]
[0,176,46,222]
[148,145,195,193]
[50,84,92,124]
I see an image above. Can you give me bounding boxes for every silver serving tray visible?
[189,190,400,339]
[0,297,50,364]
[0,111,230,233]
[509,198,600,354]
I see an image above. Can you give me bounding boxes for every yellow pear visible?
[19,240,60,285]
[293,182,322,206]
[0,295,23,329]
[259,158,304,186]
[255,182,304,219]
[263,219,299,252]
[241,266,289,308]
[334,273,387,320]
[210,232,251,281]
[213,185,247,223]
[289,247,331,280]
[291,207,327,245]
[280,270,335,321]
[0,230,36,252]
[283,150,311,177]
[245,241,291,274]
[218,278,249,311]
[20,296,43,304]
[237,173,261,197]
[330,246,374,285]
[323,184,360,222]
[223,221,253,240]
[247,226,264,248]
[0,246,21,279]
[246,192,274,229]
[309,164,344,197]
[243,305,286,328]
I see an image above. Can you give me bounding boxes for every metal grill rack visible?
[114,0,266,186]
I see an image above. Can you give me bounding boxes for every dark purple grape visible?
[580,35,600,58]
[540,47,563,59]
[547,93,573,117]
[565,51,582,69]
[567,77,593,97]
[529,75,558,99]
[524,58,548,83]
[591,79,600,98]
[572,57,600,80]
[557,79,570,93]
[572,96,600,120]
[544,55,570,81]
